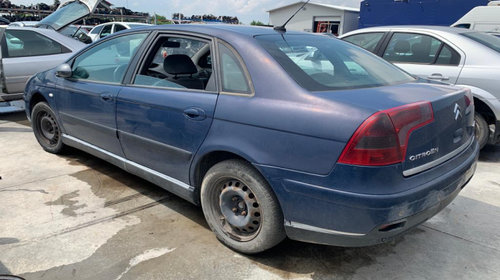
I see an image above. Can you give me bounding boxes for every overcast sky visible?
[12,0,361,24]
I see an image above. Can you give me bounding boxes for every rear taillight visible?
[464,90,473,107]
[338,102,434,166]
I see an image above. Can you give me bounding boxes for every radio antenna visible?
[274,0,310,33]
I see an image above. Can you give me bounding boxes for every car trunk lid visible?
[402,87,474,176]
[36,0,101,31]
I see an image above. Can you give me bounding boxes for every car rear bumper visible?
[265,139,479,247]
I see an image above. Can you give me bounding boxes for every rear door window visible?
[383,32,460,65]
[342,32,385,53]
[4,30,68,58]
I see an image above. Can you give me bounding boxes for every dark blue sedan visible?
[24,25,479,254]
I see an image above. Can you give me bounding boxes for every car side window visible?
[100,24,112,38]
[115,24,127,33]
[343,32,385,53]
[383,33,461,66]
[133,36,214,91]
[4,30,68,58]
[435,44,461,66]
[71,33,148,84]
[383,33,443,64]
[218,43,251,94]
[90,25,104,35]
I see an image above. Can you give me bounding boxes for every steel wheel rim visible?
[36,111,59,147]
[214,178,262,242]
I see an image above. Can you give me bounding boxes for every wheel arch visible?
[28,92,48,116]
[457,84,500,123]
[190,148,268,205]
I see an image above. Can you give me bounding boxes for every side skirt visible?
[62,134,197,204]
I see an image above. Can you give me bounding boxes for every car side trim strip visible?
[62,134,196,203]
[286,221,366,237]
[403,136,474,177]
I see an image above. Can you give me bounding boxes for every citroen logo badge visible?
[454,103,462,121]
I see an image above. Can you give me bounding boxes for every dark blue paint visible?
[116,86,218,183]
[359,0,489,28]
[25,25,479,247]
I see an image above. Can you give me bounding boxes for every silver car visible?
[340,26,500,148]
[0,0,102,102]
[0,27,85,102]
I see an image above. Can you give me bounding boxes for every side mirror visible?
[55,63,72,78]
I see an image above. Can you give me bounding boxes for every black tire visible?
[474,113,489,150]
[31,102,65,154]
[201,159,285,254]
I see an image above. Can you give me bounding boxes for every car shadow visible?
[0,112,30,127]
[479,144,500,163]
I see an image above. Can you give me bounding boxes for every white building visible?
[268,1,360,36]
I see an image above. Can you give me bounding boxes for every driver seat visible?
[163,54,204,90]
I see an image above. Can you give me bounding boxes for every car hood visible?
[36,0,101,31]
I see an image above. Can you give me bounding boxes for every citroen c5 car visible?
[24,24,479,254]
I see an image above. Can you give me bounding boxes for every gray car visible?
[0,27,85,102]
[0,0,102,102]
[340,26,500,148]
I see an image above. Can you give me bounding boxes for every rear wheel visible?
[474,113,489,149]
[32,102,65,154]
[201,159,285,254]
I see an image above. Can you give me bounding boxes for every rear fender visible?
[456,84,500,121]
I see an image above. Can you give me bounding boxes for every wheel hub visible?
[218,180,261,237]
[40,115,57,141]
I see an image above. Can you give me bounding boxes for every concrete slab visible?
[1,112,499,280]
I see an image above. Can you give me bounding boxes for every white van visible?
[452,2,500,32]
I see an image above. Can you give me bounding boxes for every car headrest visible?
[163,54,198,75]
[394,40,410,53]
[411,42,427,57]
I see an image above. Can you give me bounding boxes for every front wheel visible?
[31,102,65,154]
[474,113,489,150]
[201,159,285,254]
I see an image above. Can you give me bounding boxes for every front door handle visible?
[426,73,450,81]
[183,107,206,121]
[100,93,114,102]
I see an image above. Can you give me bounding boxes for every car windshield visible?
[256,34,414,91]
[462,32,500,53]
[38,2,89,31]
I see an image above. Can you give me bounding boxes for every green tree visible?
[250,20,265,26]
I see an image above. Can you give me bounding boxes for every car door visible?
[116,33,218,183]
[55,32,149,156]
[1,29,72,94]
[381,32,464,84]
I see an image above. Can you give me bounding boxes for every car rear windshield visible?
[461,32,500,53]
[38,2,88,31]
[255,34,414,91]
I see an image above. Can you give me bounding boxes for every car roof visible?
[343,25,476,36]
[130,24,305,37]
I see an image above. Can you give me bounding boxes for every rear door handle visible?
[100,93,114,102]
[183,107,206,121]
[426,73,449,81]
